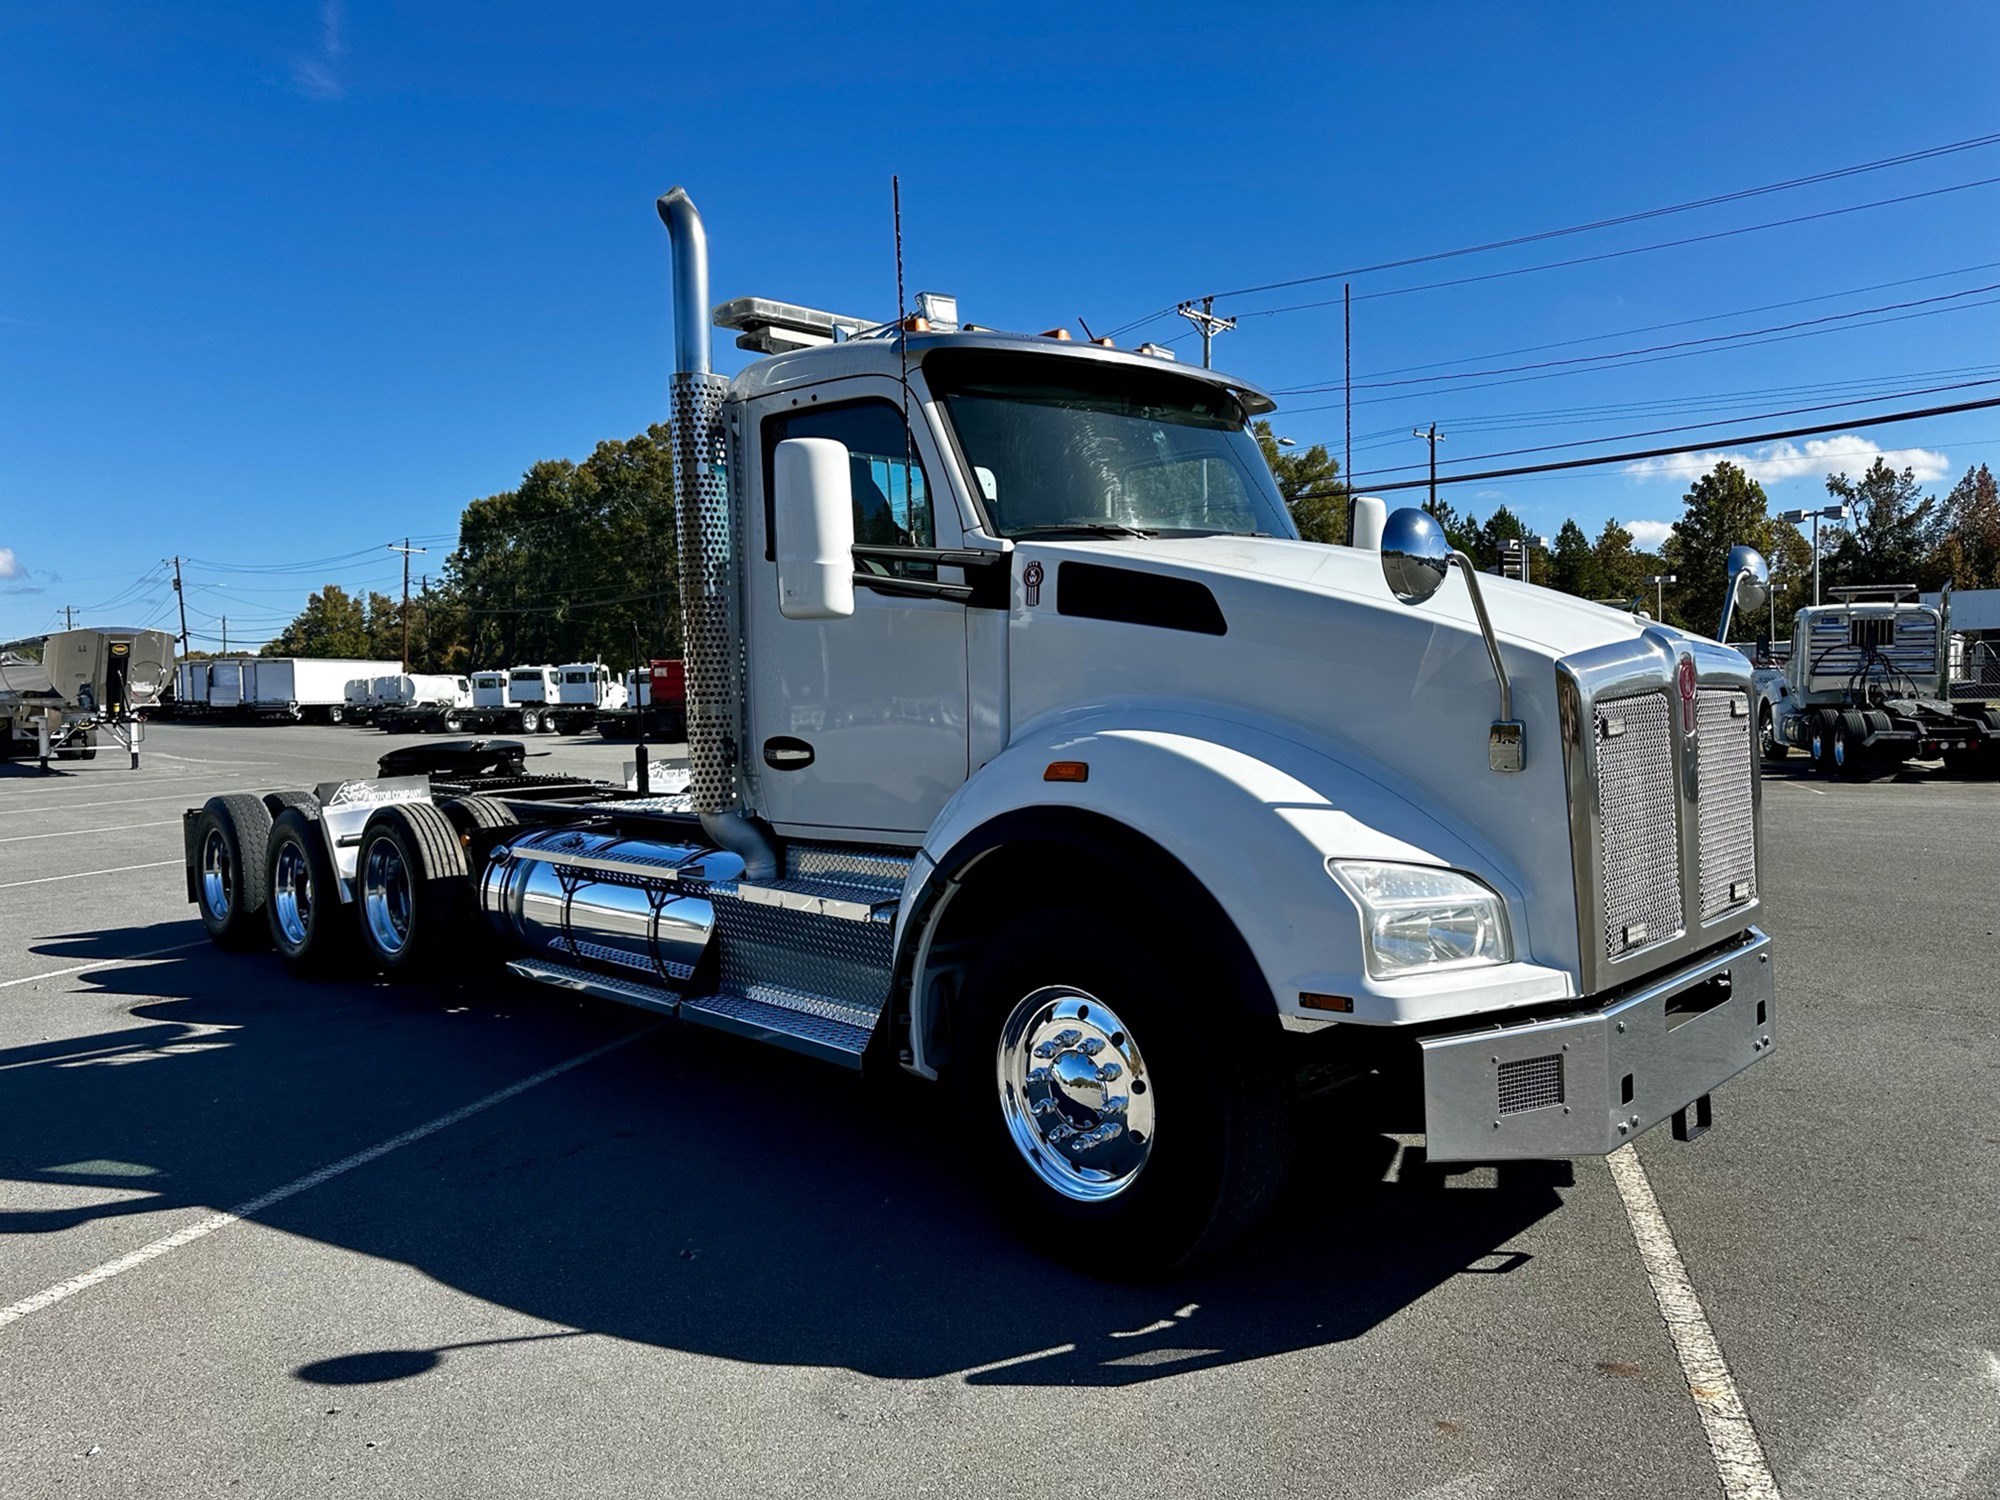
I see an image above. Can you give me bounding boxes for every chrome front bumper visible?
[1419,928,1773,1162]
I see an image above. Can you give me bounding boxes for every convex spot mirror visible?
[1727,544,1771,614]
[774,437,856,620]
[1381,507,1453,606]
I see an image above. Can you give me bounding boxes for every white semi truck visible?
[545,661,630,735]
[1751,585,1997,776]
[179,189,1778,1271]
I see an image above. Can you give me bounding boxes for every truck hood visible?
[1037,534,1674,659]
[1004,535,1727,984]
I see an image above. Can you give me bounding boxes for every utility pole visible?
[1176,296,1236,369]
[221,616,228,654]
[61,605,76,630]
[389,539,428,671]
[169,556,190,656]
[1344,282,1353,543]
[1413,423,1445,511]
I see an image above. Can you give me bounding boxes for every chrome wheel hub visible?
[362,838,412,957]
[200,829,233,921]
[272,840,313,947]
[996,987,1154,1202]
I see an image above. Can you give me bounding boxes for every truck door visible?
[745,388,970,837]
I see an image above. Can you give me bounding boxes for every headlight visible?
[1329,860,1512,978]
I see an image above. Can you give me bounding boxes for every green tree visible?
[265,584,368,658]
[1821,457,1934,589]
[1661,461,1772,631]
[1253,421,1347,544]
[1594,519,1647,608]
[1547,518,1598,598]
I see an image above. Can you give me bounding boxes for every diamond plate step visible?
[507,958,677,1016]
[679,989,872,1068]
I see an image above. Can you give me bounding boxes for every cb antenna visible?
[893,175,916,533]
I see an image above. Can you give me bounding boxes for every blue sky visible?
[3,2,1998,648]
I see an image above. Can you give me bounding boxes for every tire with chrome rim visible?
[519,708,540,734]
[265,805,351,972]
[1758,706,1786,762]
[354,802,473,973]
[192,793,275,948]
[956,905,1293,1276]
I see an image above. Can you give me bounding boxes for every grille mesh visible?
[1696,689,1757,918]
[1596,693,1682,958]
[1497,1053,1564,1115]
[671,374,737,814]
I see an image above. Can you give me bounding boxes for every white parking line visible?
[0,1025,660,1332]
[0,860,180,891]
[0,938,209,991]
[0,791,224,817]
[1608,1145,1782,1500]
[0,820,180,845]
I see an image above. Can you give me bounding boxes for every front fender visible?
[900,706,1574,1037]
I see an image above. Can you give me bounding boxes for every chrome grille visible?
[1497,1054,1564,1115]
[1696,689,1756,919]
[1596,693,1682,959]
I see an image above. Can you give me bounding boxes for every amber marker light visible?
[1299,992,1354,1013]
[1043,761,1089,783]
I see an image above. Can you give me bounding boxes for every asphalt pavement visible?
[0,723,1993,1498]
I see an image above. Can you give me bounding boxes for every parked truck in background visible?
[544,661,629,735]
[506,665,560,733]
[595,658,689,741]
[1752,584,1998,776]
[178,187,1779,1272]
[375,674,475,734]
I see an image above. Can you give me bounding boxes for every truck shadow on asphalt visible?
[5,927,1570,1390]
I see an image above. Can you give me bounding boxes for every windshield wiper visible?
[1008,523,1158,539]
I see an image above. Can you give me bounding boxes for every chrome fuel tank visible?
[479,828,744,988]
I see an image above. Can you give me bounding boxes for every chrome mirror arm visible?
[1450,549,1511,726]
[1448,551,1523,771]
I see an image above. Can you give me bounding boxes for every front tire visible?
[954,906,1293,1276]
[1759,707,1787,762]
[519,708,540,734]
[265,806,351,973]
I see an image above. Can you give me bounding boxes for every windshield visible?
[925,350,1296,541]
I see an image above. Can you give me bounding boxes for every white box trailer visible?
[173,660,211,713]
[179,186,1781,1275]
[244,658,402,724]
[206,658,250,710]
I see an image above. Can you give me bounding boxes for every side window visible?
[764,399,935,578]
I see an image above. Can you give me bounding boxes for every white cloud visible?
[1625,519,1675,549]
[0,547,21,580]
[1622,436,1950,486]
[291,1,346,99]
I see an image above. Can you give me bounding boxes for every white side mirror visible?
[774,437,856,620]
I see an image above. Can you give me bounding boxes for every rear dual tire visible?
[354,802,479,975]
[194,794,277,948]
[266,806,350,972]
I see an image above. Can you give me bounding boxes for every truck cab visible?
[179,187,1781,1273]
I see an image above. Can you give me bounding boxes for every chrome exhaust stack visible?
[657,186,777,881]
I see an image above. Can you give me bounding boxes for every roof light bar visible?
[713,297,873,355]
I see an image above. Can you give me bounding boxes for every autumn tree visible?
[265,584,368,659]
[1821,458,1933,589]
[1921,463,2000,590]
[1253,421,1347,543]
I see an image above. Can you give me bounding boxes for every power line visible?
[1106,135,2000,337]
[1319,290,2000,411]
[1335,394,2000,494]
[1276,280,2000,396]
[1349,377,2000,478]
[1316,259,2000,382]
